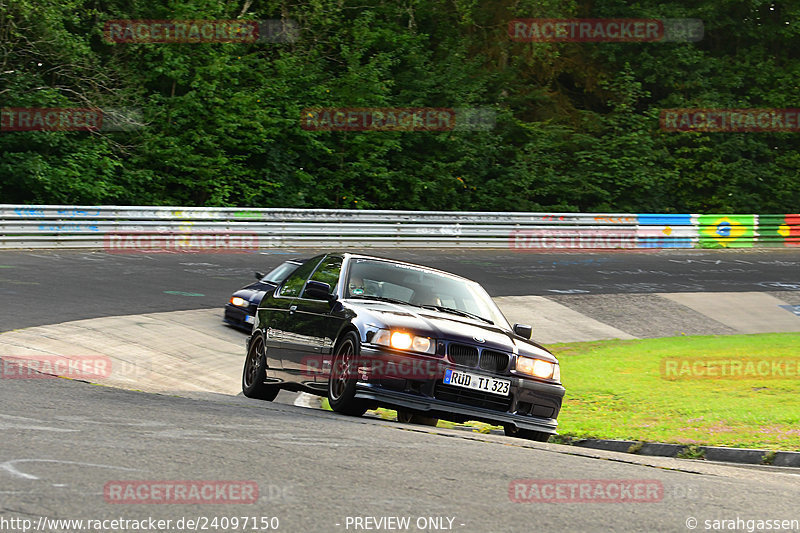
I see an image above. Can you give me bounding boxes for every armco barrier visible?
[0,205,797,250]
[754,214,800,248]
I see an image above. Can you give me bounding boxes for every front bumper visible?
[353,345,565,434]
[223,303,257,331]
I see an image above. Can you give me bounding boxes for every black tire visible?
[327,331,368,417]
[396,409,439,427]
[242,334,280,401]
[504,424,551,442]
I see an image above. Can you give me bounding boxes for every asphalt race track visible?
[3,374,800,533]
[1,247,799,332]
[2,247,800,533]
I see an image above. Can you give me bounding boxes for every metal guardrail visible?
[0,205,797,250]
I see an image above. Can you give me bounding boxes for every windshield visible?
[345,258,510,329]
[262,261,301,284]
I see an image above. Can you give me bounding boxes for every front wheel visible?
[242,334,280,401]
[327,331,368,417]
[504,424,551,442]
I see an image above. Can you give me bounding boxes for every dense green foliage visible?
[1,0,798,212]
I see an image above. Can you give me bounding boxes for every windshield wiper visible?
[348,295,412,306]
[348,296,494,324]
[421,305,493,325]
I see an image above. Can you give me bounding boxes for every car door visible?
[280,254,346,385]
[258,255,324,373]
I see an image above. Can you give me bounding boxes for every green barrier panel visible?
[758,214,800,248]
[697,214,756,248]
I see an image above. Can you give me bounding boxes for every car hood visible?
[347,300,556,363]
[233,282,278,302]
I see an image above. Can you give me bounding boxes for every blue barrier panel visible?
[637,214,695,248]
[636,214,693,226]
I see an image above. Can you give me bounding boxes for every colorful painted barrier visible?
[757,214,800,248]
[0,205,798,250]
[697,215,756,248]
[636,215,694,248]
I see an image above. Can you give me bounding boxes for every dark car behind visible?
[224,259,304,331]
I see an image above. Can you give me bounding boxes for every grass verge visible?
[551,333,800,450]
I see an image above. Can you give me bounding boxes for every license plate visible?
[443,369,510,396]
[245,315,255,324]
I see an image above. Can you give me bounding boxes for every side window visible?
[278,256,323,298]
[304,255,342,297]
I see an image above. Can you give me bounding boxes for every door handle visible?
[289,305,297,314]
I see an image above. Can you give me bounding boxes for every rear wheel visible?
[328,331,368,417]
[396,409,439,427]
[503,424,551,442]
[242,334,280,401]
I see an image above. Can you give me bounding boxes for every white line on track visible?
[0,459,139,480]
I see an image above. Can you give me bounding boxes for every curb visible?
[377,418,800,468]
[565,438,800,467]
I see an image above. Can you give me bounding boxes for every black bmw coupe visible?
[241,253,565,441]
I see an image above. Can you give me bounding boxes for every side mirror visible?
[304,280,334,302]
[513,323,532,339]
[255,271,265,280]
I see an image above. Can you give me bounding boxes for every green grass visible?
[551,333,800,450]
[320,333,800,449]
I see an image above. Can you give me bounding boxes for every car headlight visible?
[516,356,559,380]
[230,296,248,307]
[372,330,435,354]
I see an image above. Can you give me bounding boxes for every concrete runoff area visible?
[493,295,637,343]
[767,291,800,305]
[659,292,800,334]
[545,293,739,338]
[0,309,244,396]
